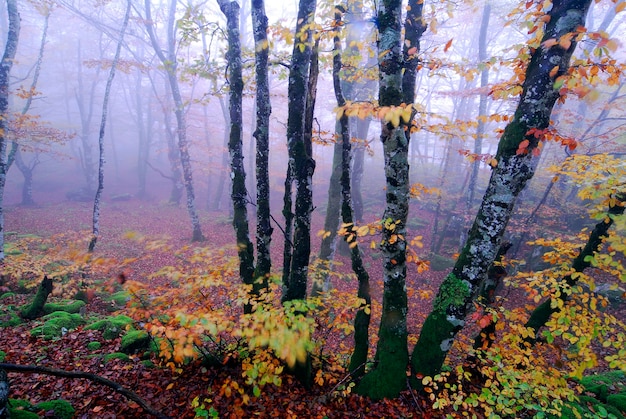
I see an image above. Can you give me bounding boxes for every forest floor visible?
[1,198,623,418]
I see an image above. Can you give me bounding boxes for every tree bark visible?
[411,0,593,381]
[329,8,372,379]
[218,0,256,313]
[88,0,130,253]
[251,0,272,288]
[0,0,20,263]
[357,0,425,400]
[19,276,53,320]
[145,0,204,242]
[281,0,317,303]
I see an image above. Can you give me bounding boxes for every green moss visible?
[433,273,469,315]
[105,291,130,308]
[87,341,102,351]
[43,300,85,315]
[0,292,15,299]
[34,399,75,419]
[104,352,130,363]
[85,315,134,340]
[141,359,155,368]
[121,329,151,354]
[580,370,626,390]
[608,394,626,413]
[7,399,37,419]
[0,310,22,328]
[0,350,5,362]
[30,311,85,339]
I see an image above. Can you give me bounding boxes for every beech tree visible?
[144,0,204,242]
[0,0,19,262]
[411,0,595,380]
[356,0,426,399]
[281,0,317,303]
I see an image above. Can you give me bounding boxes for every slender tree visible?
[281,0,317,303]
[0,0,20,262]
[88,0,131,252]
[251,0,272,285]
[145,0,204,241]
[411,0,594,380]
[217,0,256,313]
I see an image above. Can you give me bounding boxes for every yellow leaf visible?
[616,2,626,13]
[166,382,175,390]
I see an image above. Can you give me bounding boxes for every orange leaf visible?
[616,2,626,13]
[549,65,559,78]
[444,38,453,52]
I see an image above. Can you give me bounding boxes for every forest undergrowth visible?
[1,197,625,418]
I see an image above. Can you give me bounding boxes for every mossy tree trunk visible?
[0,0,19,263]
[251,0,272,288]
[218,0,257,313]
[356,0,425,400]
[20,276,53,320]
[525,192,625,339]
[281,0,317,303]
[411,0,593,381]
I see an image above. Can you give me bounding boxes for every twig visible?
[0,363,170,419]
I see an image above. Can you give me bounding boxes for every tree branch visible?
[0,363,171,419]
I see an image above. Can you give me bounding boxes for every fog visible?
[2,0,625,258]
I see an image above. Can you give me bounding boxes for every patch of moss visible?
[87,341,102,351]
[34,399,75,419]
[120,329,151,354]
[43,300,85,315]
[85,314,134,340]
[141,360,155,368]
[0,292,15,299]
[105,290,130,308]
[608,394,626,413]
[30,311,85,339]
[7,399,38,419]
[429,254,456,271]
[433,273,469,315]
[0,350,5,362]
[104,352,130,363]
[0,309,22,328]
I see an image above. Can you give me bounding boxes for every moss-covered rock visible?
[104,352,130,363]
[7,399,38,419]
[34,399,75,419]
[30,311,85,339]
[42,300,86,315]
[0,350,5,362]
[120,329,151,354]
[87,341,102,351]
[0,292,15,299]
[85,314,133,340]
[0,309,22,328]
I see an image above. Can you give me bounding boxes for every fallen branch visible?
[0,363,170,419]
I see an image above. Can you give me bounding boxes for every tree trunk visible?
[330,8,372,379]
[218,0,256,314]
[251,0,272,287]
[88,0,130,253]
[0,0,20,263]
[20,276,53,320]
[145,0,204,242]
[357,0,425,400]
[411,0,593,381]
[281,0,317,303]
